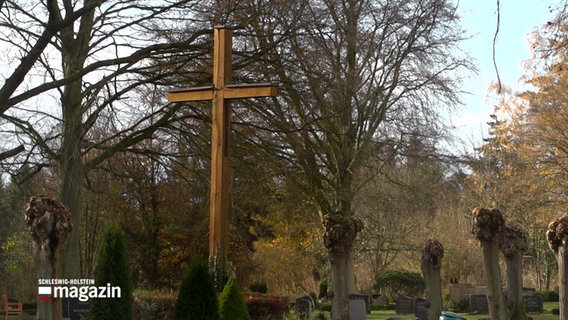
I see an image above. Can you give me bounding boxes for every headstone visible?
[62,298,90,320]
[523,295,543,314]
[414,298,427,320]
[469,294,488,314]
[395,296,415,314]
[295,295,314,316]
[349,293,371,314]
[349,298,367,320]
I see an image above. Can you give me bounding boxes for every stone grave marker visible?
[395,296,415,314]
[349,293,371,314]
[349,298,367,320]
[62,298,89,320]
[295,295,314,317]
[469,294,488,314]
[414,298,427,320]
[523,295,543,313]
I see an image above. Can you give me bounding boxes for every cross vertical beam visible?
[210,27,231,259]
[167,26,278,264]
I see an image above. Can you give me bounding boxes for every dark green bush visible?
[373,269,425,301]
[535,290,559,302]
[219,277,250,320]
[249,280,268,294]
[318,280,328,300]
[173,258,219,320]
[88,222,133,320]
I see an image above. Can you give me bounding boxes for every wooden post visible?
[167,26,277,265]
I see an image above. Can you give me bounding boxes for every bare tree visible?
[231,1,472,318]
[0,0,210,278]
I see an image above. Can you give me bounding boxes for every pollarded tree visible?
[421,239,444,320]
[188,1,472,318]
[546,216,568,319]
[25,196,72,320]
[471,207,508,320]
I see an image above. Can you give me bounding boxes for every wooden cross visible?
[168,26,277,260]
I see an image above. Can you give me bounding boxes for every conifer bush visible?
[88,222,133,320]
[173,258,219,320]
[219,277,250,320]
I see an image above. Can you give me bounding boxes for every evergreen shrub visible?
[219,277,250,320]
[173,258,219,320]
[249,280,268,294]
[88,222,133,320]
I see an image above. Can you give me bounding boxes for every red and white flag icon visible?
[38,286,52,301]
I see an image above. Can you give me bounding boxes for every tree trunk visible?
[35,237,54,320]
[421,240,443,320]
[559,244,568,319]
[505,253,527,320]
[323,214,362,320]
[481,240,508,320]
[59,3,95,279]
[60,151,84,279]
[502,223,528,320]
[547,217,568,319]
[329,247,355,320]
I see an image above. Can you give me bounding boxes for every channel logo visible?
[37,280,121,302]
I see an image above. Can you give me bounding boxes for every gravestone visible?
[469,294,488,314]
[395,296,415,314]
[295,295,314,316]
[349,293,371,314]
[349,298,367,320]
[414,298,427,320]
[62,298,89,320]
[523,295,543,313]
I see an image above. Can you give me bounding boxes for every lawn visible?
[363,302,559,320]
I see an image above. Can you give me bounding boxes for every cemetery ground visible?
[13,301,560,319]
[308,301,560,319]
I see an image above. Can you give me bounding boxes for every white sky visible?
[452,0,560,151]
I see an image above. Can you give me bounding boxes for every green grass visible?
[363,302,559,320]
